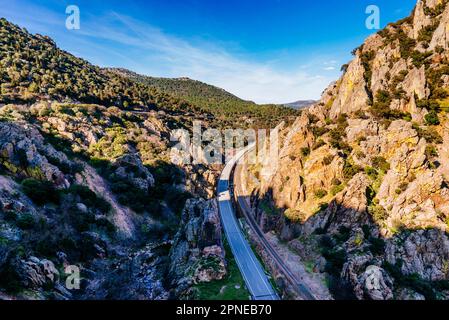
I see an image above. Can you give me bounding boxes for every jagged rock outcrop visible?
[301,173,372,236]
[412,0,433,39]
[84,242,171,300]
[386,230,449,282]
[370,40,401,95]
[168,198,227,299]
[346,119,380,143]
[112,154,155,192]
[13,256,59,289]
[430,1,449,50]
[330,55,370,119]
[184,165,218,199]
[0,122,71,188]
[242,0,449,300]
[403,66,429,100]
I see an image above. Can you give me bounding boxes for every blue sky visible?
[0,0,417,103]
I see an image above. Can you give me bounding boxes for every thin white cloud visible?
[77,13,336,103]
[0,1,340,103]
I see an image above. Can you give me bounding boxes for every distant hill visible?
[283,100,316,110]
[106,68,299,128]
[0,17,296,130]
[107,68,253,105]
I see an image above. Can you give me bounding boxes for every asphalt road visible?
[234,164,317,300]
[217,145,279,301]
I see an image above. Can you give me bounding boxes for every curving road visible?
[217,144,279,301]
[234,164,317,300]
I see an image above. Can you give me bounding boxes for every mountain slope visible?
[107,68,299,128]
[0,19,233,133]
[243,0,449,300]
[107,68,253,106]
[0,18,249,300]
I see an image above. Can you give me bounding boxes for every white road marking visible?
[217,144,278,300]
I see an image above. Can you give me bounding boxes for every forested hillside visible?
[107,68,299,128]
[0,18,250,300]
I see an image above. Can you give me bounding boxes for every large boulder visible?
[330,54,370,119]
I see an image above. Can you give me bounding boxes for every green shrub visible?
[94,217,117,235]
[355,151,366,159]
[362,225,371,238]
[46,156,82,175]
[111,181,148,213]
[371,90,410,120]
[308,114,320,124]
[398,182,409,192]
[301,147,311,157]
[165,187,192,216]
[425,145,438,159]
[323,155,334,165]
[413,123,443,144]
[425,111,440,125]
[372,156,390,172]
[259,198,280,217]
[148,160,184,185]
[318,202,329,212]
[369,205,388,223]
[411,50,432,68]
[416,98,441,111]
[369,237,386,255]
[383,262,437,300]
[334,226,351,244]
[312,126,329,138]
[331,184,345,196]
[315,189,328,199]
[329,128,343,140]
[331,140,353,156]
[365,166,378,180]
[16,213,36,230]
[328,114,352,154]
[312,139,326,150]
[366,185,377,207]
[360,50,375,91]
[332,178,342,186]
[343,160,363,181]
[354,110,368,119]
[417,22,438,43]
[21,178,60,205]
[397,30,416,59]
[322,248,347,276]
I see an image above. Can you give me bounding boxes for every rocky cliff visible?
[243,0,449,300]
[0,19,230,300]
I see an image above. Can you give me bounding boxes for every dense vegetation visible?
[108,68,299,128]
[0,18,297,130]
[0,20,202,116]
